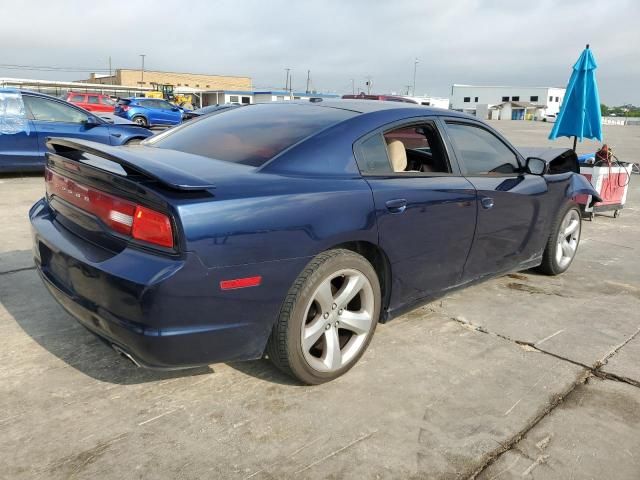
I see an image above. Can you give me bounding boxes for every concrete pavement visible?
[1,120,639,479]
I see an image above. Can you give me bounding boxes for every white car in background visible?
[541,113,557,123]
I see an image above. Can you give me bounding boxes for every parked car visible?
[181,103,241,121]
[0,89,153,172]
[30,101,600,384]
[66,92,115,113]
[114,97,183,127]
[542,113,557,123]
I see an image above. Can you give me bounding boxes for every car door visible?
[23,94,112,152]
[0,91,40,170]
[442,119,549,280]
[356,118,477,311]
[156,100,182,125]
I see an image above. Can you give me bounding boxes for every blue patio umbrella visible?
[549,45,602,150]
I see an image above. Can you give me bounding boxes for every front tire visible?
[267,249,381,384]
[537,202,582,275]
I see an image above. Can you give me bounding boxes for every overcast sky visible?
[2,0,638,104]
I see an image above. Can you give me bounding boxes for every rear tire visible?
[537,202,581,275]
[132,116,148,127]
[267,249,381,384]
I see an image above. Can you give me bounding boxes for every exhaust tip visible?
[112,344,141,367]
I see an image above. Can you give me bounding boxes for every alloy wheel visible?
[555,208,580,269]
[300,269,374,373]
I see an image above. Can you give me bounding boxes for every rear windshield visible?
[117,99,131,105]
[146,103,356,166]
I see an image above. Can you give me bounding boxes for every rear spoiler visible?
[46,137,216,191]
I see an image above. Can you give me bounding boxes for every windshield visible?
[146,103,356,167]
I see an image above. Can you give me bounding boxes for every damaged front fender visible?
[568,172,602,204]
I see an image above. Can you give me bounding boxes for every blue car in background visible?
[114,97,184,127]
[0,89,153,172]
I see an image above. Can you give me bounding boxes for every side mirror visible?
[83,116,100,128]
[525,157,548,175]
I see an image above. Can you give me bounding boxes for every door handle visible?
[480,197,494,209]
[385,198,407,213]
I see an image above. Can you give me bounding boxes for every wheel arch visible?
[329,240,393,323]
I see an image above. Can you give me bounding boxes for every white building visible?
[450,84,566,119]
[252,91,340,103]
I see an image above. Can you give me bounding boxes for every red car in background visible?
[66,92,115,112]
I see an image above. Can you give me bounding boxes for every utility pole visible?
[306,70,311,94]
[108,56,112,84]
[140,54,146,85]
[365,76,372,95]
[284,68,290,91]
[351,79,354,95]
[289,71,293,98]
[412,57,419,96]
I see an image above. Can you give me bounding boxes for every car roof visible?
[266,99,475,120]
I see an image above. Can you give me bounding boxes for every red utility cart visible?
[576,160,633,220]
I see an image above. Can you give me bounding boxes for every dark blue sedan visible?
[0,89,153,172]
[29,101,599,384]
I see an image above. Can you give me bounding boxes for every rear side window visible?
[147,104,356,167]
[70,95,84,103]
[117,99,131,105]
[100,96,115,105]
[88,96,99,104]
[358,134,391,174]
[446,122,520,175]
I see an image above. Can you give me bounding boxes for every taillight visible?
[132,205,174,248]
[120,105,130,111]
[45,168,174,248]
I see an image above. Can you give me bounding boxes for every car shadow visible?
[1,252,299,386]
[0,254,212,385]
[226,359,302,386]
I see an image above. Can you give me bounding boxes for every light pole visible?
[284,68,290,91]
[412,57,419,96]
[140,54,146,85]
[351,79,354,95]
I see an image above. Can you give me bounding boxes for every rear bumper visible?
[30,198,308,369]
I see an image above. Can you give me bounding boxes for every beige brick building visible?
[81,69,252,91]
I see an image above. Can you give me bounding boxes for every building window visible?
[530,95,538,102]
[177,83,182,86]
[501,96,509,102]
[474,96,478,102]
[206,85,210,88]
[555,97,559,102]
[277,95,285,101]
[241,96,251,104]
[229,95,239,102]
[185,84,189,87]
[294,96,301,100]
[511,96,520,101]
[463,97,471,102]
[549,96,553,102]
[196,84,200,87]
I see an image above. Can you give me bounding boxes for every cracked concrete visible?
[1,121,639,479]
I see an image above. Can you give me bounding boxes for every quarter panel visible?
[179,176,378,268]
